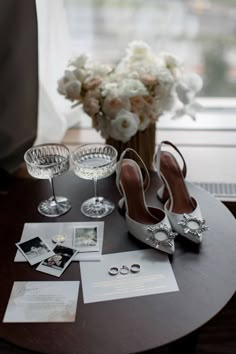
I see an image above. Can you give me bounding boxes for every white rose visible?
[176,73,202,105]
[160,52,181,69]
[73,68,87,82]
[116,41,156,74]
[126,40,152,60]
[181,72,203,93]
[101,82,119,97]
[86,62,112,77]
[155,66,174,89]
[57,77,67,95]
[109,109,139,143]
[103,96,130,119]
[172,101,202,121]
[94,115,110,139]
[64,81,81,100]
[138,115,151,131]
[158,91,179,113]
[57,70,78,95]
[83,96,100,117]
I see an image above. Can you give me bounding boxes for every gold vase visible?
[106,123,156,170]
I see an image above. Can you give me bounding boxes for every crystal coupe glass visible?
[24,143,71,217]
[71,144,118,218]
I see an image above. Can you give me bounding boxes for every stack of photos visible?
[16,236,78,277]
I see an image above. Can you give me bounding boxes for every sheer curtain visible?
[35,0,78,144]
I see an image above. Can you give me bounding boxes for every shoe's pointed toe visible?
[164,199,209,244]
[126,213,177,254]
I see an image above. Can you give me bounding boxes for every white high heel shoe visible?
[116,148,177,254]
[154,141,209,244]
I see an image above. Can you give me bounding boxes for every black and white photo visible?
[73,226,99,252]
[36,244,78,277]
[16,237,54,265]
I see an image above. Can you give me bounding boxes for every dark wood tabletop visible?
[0,171,236,354]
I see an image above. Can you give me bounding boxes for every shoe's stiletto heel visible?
[154,141,209,244]
[117,149,150,215]
[116,148,177,254]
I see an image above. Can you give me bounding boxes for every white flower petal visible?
[109,109,139,143]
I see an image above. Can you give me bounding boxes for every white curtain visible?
[35,0,78,144]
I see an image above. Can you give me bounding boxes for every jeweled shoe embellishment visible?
[178,214,209,239]
[146,223,177,248]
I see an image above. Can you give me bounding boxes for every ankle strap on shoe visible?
[154,141,187,180]
[116,148,150,196]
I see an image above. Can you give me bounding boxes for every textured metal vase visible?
[106,123,156,170]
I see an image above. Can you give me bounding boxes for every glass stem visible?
[49,178,57,203]
[93,178,99,203]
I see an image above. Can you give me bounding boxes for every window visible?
[64,0,236,98]
[62,0,236,185]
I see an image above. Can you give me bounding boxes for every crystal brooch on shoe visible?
[178,214,209,239]
[146,223,177,249]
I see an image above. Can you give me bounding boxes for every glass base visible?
[81,197,115,218]
[38,196,71,217]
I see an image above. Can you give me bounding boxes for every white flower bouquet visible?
[58,41,202,143]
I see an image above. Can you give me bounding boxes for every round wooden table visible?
[0,172,236,354]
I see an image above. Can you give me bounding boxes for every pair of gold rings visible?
[108,264,141,276]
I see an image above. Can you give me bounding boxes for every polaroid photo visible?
[73,226,99,253]
[16,236,54,266]
[36,244,78,277]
